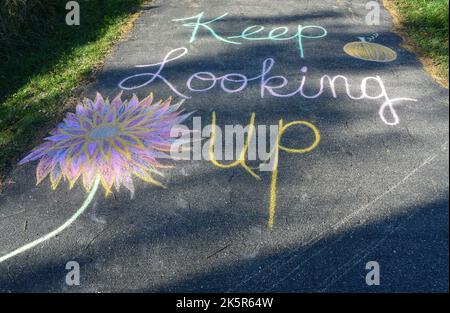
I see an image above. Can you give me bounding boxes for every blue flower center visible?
[89,125,120,140]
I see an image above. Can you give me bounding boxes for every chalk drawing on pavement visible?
[173,12,328,59]
[344,37,397,62]
[0,93,191,264]
[119,47,416,126]
[209,112,320,229]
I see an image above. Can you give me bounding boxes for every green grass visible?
[0,0,146,179]
[387,0,449,86]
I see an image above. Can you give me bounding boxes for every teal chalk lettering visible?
[173,12,241,45]
[268,27,290,39]
[295,25,328,58]
[229,25,266,40]
[173,12,328,59]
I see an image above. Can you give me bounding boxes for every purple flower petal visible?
[36,156,53,185]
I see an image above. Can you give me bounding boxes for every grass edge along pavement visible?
[0,0,149,187]
[383,0,449,88]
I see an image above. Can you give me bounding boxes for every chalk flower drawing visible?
[19,92,189,197]
[0,92,190,264]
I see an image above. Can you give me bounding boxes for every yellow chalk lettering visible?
[268,119,320,228]
[209,111,261,180]
[207,111,320,229]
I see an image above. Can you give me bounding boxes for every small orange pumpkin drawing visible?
[344,37,397,62]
